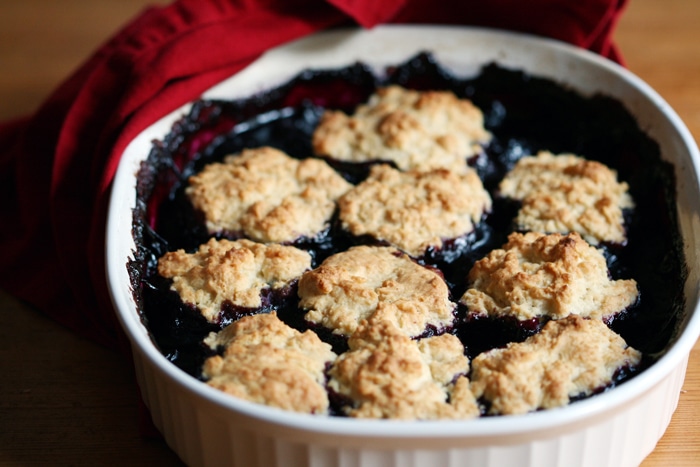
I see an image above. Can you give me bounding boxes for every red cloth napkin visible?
[0,0,628,352]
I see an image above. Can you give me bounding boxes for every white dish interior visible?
[106,26,700,467]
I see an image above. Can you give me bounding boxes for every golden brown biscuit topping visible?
[312,85,491,173]
[470,316,642,415]
[157,238,311,322]
[185,146,352,243]
[203,312,336,415]
[498,151,634,244]
[460,231,638,322]
[298,245,455,337]
[327,319,479,419]
[338,164,492,257]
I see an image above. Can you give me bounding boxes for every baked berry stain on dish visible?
[129,53,686,415]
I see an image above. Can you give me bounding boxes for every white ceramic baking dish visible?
[106,26,700,467]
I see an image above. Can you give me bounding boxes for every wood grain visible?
[0,0,698,465]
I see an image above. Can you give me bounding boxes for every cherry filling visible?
[130,53,686,405]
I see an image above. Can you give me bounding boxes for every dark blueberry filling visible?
[414,321,458,340]
[189,199,340,259]
[458,313,544,358]
[218,281,300,327]
[326,385,354,417]
[567,362,648,404]
[301,322,350,356]
[140,275,219,378]
[129,53,686,405]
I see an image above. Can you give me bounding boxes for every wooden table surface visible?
[1,1,698,465]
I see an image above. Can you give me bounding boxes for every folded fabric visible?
[0,0,628,353]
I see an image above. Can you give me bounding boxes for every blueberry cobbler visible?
[130,54,686,419]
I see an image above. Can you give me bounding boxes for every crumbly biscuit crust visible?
[157,238,311,322]
[298,245,455,337]
[312,86,491,173]
[203,312,336,414]
[470,316,642,415]
[460,231,638,321]
[498,151,634,244]
[338,164,492,257]
[327,319,479,419]
[186,146,352,243]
